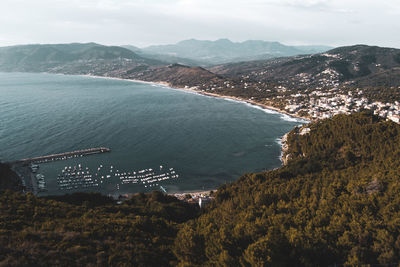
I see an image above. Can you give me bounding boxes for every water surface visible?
[0,72,304,195]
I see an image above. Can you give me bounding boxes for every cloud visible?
[0,0,399,48]
[277,0,329,8]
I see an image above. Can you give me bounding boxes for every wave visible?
[243,103,309,123]
[279,113,310,123]
[220,97,309,124]
[220,97,246,104]
[275,137,282,146]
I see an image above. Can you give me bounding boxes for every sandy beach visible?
[80,74,310,122]
[126,78,310,122]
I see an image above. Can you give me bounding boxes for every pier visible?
[15,147,111,164]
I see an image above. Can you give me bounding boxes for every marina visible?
[10,147,111,194]
[56,163,179,192]
[10,147,180,195]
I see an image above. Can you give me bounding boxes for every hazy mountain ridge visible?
[136,38,332,65]
[122,45,206,66]
[0,43,163,73]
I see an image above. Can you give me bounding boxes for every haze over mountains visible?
[0,38,332,73]
[0,42,162,74]
[123,38,332,65]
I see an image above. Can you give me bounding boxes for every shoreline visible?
[181,88,311,122]
[82,74,311,123]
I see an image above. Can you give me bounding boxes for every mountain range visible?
[211,44,400,83]
[208,44,400,102]
[0,42,161,74]
[124,38,332,65]
[0,39,331,76]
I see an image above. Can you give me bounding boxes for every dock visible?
[14,147,111,164]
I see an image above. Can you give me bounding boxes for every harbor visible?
[10,147,111,194]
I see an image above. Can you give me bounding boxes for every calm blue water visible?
[0,72,304,195]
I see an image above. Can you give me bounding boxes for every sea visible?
[0,72,306,196]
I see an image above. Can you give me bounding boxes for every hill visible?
[0,190,200,266]
[1,112,400,265]
[0,43,163,75]
[124,63,224,87]
[140,38,332,65]
[173,111,400,266]
[210,44,400,102]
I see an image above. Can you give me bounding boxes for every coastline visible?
[178,87,311,122]
[132,78,311,123]
[82,74,310,123]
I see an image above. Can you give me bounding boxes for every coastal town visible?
[149,77,400,124]
[158,65,400,123]
[282,88,400,123]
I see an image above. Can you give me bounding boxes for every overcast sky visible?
[0,0,399,48]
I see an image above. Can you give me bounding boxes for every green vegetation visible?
[0,191,199,266]
[0,163,23,191]
[330,60,353,80]
[1,112,400,266]
[174,112,400,266]
[394,53,400,64]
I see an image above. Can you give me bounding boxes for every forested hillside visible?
[0,191,199,266]
[0,163,23,192]
[173,112,400,266]
[1,112,400,266]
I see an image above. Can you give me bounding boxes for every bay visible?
[0,72,303,195]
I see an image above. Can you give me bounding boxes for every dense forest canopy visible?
[1,111,400,266]
[0,163,23,192]
[0,191,199,266]
[174,111,400,266]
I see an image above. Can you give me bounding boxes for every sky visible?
[0,0,399,48]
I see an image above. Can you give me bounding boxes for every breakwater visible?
[14,147,111,164]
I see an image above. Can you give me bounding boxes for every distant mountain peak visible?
[215,38,233,43]
[141,39,332,65]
